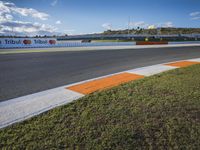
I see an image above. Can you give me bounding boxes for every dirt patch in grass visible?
[0,65,200,149]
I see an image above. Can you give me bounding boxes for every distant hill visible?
[103,27,200,35]
[1,28,200,39]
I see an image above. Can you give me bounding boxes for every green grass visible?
[1,65,200,149]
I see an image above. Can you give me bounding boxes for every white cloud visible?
[51,0,58,6]
[0,20,58,36]
[13,8,49,20]
[0,13,13,22]
[63,29,75,35]
[129,21,148,28]
[190,11,200,17]
[162,22,173,28]
[128,21,174,29]
[0,1,49,21]
[190,11,200,20]
[102,23,112,30]
[191,16,200,20]
[0,1,60,36]
[148,25,156,29]
[55,20,61,24]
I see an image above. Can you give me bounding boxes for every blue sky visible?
[0,0,200,35]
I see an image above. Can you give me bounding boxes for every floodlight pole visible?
[128,16,130,37]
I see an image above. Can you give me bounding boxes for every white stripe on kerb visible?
[126,64,178,76]
[187,58,200,62]
[0,88,84,129]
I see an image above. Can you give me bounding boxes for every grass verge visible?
[0,65,200,149]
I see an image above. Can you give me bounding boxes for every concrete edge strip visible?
[0,58,200,129]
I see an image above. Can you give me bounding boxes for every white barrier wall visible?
[0,38,135,48]
[1,38,200,49]
[0,38,57,48]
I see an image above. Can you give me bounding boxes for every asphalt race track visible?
[1,46,200,101]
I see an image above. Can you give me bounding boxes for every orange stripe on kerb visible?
[67,73,144,94]
[165,61,200,67]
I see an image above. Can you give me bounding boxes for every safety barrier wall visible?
[56,42,135,47]
[169,41,200,44]
[0,38,57,48]
[136,41,168,45]
[1,38,200,49]
[0,38,135,49]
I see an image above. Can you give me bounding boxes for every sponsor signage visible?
[0,38,57,48]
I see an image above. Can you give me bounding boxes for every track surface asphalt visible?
[1,46,200,101]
